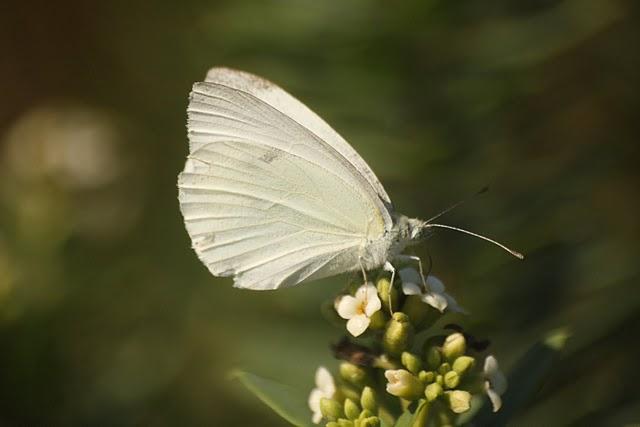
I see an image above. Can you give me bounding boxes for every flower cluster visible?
[309,268,507,426]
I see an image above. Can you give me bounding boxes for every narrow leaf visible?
[470,329,569,426]
[232,370,312,427]
[394,400,428,427]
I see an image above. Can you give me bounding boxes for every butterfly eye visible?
[410,227,421,240]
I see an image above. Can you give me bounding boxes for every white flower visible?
[384,369,423,399]
[483,355,507,412]
[308,366,336,424]
[399,268,466,313]
[336,283,381,337]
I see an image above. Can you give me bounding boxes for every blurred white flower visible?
[483,355,507,412]
[336,283,381,337]
[399,268,466,313]
[2,105,142,242]
[3,106,122,189]
[308,366,336,424]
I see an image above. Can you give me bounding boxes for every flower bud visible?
[424,345,442,370]
[339,384,361,402]
[445,390,472,414]
[344,398,360,420]
[360,417,381,427]
[442,333,466,360]
[452,356,475,376]
[401,295,428,327]
[384,369,424,400]
[435,374,444,386]
[383,312,414,356]
[401,352,422,374]
[425,382,443,402]
[368,309,387,330]
[418,370,434,383]
[443,371,460,389]
[320,397,344,421]
[360,387,377,412]
[337,419,354,427]
[340,362,368,388]
[359,409,374,419]
[438,362,451,375]
[376,276,399,313]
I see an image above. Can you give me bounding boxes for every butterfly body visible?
[178,68,457,290]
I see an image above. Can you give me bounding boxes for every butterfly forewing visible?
[178,69,392,290]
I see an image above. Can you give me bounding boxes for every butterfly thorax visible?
[361,214,427,270]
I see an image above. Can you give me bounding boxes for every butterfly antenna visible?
[423,223,524,260]
[425,186,489,224]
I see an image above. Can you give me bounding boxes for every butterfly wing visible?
[178,69,392,290]
[203,67,393,207]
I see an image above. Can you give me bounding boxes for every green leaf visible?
[469,329,570,426]
[231,369,312,427]
[394,400,428,427]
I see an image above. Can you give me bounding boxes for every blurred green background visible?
[1,0,638,425]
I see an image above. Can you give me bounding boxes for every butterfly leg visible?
[395,254,428,292]
[383,261,396,314]
[358,256,368,284]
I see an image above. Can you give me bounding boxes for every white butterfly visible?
[178,68,522,290]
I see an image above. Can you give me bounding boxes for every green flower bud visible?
[337,419,354,427]
[384,369,424,400]
[358,409,374,419]
[340,362,368,388]
[360,417,381,427]
[401,352,423,374]
[443,371,460,389]
[438,362,451,375]
[445,390,472,414]
[435,374,444,386]
[383,312,414,356]
[339,384,362,402]
[376,276,399,313]
[321,397,344,421]
[368,309,387,330]
[344,398,360,420]
[442,333,466,361]
[424,345,442,370]
[418,370,434,383]
[425,382,443,401]
[360,387,377,412]
[452,356,475,376]
[400,295,429,327]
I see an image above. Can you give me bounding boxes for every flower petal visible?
[401,281,422,296]
[308,388,323,414]
[485,381,503,412]
[312,410,323,424]
[355,283,375,301]
[346,314,370,337]
[444,294,468,314]
[384,369,398,382]
[365,292,381,317]
[315,366,335,395]
[426,275,445,293]
[336,295,359,319]
[491,369,508,395]
[484,355,499,376]
[422,291,448,312]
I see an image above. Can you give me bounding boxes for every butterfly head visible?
[408,218,431,243]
